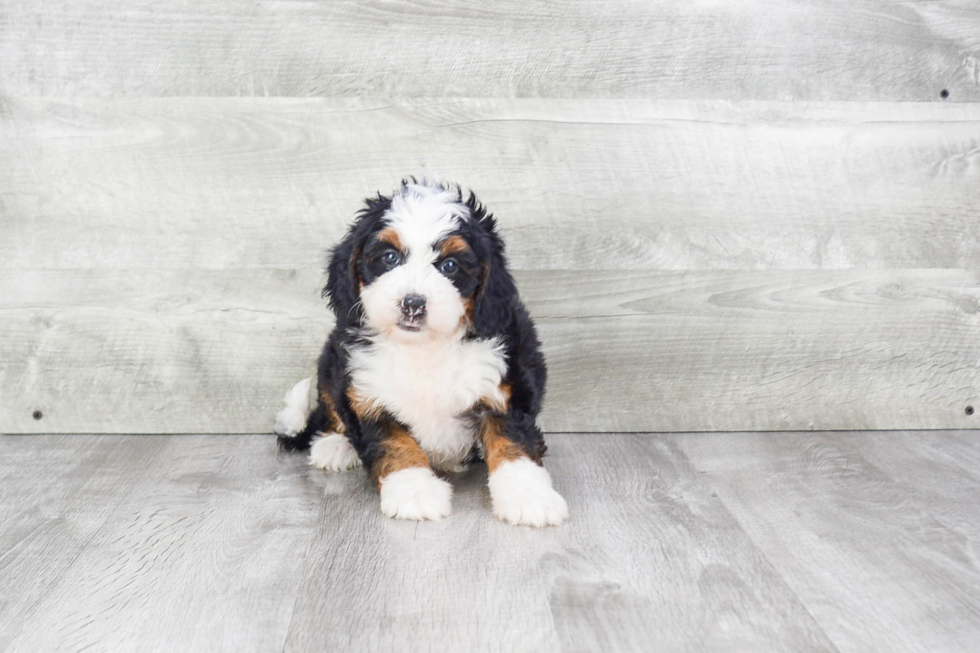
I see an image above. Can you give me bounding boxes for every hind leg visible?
[289,381,360,471]
[309,432,362,471]
[275,376,360,471]
[302,385,360,471]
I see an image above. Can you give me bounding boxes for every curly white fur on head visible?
[359,181,473,340]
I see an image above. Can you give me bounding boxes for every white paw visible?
[309,432,362,471]
[488,458,569,527]
[274,376,316,437]
[379,467,453,521]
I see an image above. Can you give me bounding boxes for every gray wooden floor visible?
[2,432,979,652]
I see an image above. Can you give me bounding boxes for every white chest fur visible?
[347,334,507,468]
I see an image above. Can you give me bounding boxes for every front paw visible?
[488,458,569,527]
[379,467,453,521]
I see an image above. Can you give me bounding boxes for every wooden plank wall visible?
[1,1,978,434]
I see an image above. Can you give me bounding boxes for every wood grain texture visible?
[283,434,834,653]
[678,431,980,653]
[538,269,980,432]
[0,435,170,650]
[0,435,322,653]
[1,433,839,653]
[842,431,980,545]
[2,268,977,434]
[1,0,978,100]
[2,97,980,271]
[5,432,980,652]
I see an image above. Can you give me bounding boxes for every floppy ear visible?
[472,215,518,337]
[323,234,359,324]
[323,194,392,325]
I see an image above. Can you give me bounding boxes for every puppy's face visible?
[355,186,481,340]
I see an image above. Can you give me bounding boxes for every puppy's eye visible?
[382,251,400,267]
[439,258,458,274]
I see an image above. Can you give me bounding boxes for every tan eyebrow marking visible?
[438,234,470,257]
[376,227,404,252]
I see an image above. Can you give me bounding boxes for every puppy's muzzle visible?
[399,294,427,330]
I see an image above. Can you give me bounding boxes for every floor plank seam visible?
[689,465,844,653]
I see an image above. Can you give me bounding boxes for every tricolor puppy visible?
[275,180,567,527]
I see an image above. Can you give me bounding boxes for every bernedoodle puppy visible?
[275,179,567,527]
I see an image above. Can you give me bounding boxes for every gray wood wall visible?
[1,1,978,434]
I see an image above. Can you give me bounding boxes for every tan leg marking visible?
[373,423,431,484]
[347,387,385,422]
[479,413,530,473]
[319,384,345,434]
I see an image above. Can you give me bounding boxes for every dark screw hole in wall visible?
[32,410,43,420]
[940,89,949,99]
[968,406,975,416]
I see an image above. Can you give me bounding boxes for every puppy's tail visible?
[274,376,328,451]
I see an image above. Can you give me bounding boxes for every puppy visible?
[275,180,568,527]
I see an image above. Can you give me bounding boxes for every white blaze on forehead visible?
[358,182,470,338]
[385,184,468,258]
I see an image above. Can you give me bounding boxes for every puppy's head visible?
[325,180,516,340]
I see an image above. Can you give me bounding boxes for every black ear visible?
[323,193,392,325]
[472,212,518,338]
[323,234,359,324]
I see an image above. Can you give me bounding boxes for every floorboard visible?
[282,434,831,653]
[677,431,980,653]
[0,435,170,650]
[843,431,980,546]
[3,432,979,652]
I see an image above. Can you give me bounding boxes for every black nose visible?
[401,294,426,317]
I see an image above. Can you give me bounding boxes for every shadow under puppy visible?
[275,180,568,527]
